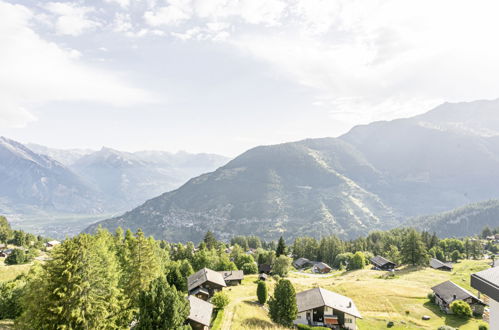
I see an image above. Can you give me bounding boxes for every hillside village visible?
[1,215,499,330]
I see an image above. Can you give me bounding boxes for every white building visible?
[471,267,499,328]
[294,287,362,330]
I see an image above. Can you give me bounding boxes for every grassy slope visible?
[224,260,490,329]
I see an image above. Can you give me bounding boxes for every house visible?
[313,262,332,274]
[188,268,226,301]
[187,295,213,330]
[431,280,485,315]
[46,240,61,248]
[430,258,453,271]
[294,287,362,330]
[259,273,268,281]
[471,266,499,327]
[0,249,13,257]
[218,270,244,286]
[259,264,272,274]
[293,257,313,269]
[370,256,397,271]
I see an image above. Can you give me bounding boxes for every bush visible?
[4,249,31,265]
[211,291,230,310]
[450,300,472,318]
[256,280,267,304]
[427,292,436,303]
[273,255,292,277]
[241,262,258,274]
[479,324,489,330]
[0,279,25,319]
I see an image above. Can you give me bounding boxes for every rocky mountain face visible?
[87,99,499,242]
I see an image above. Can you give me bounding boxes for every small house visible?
[313,262,332,274]
[46,240,61,248]
[259,264,272,274]
[430,258,453,271]
[188,268,226,301]
[218,270,244,286]
[187,295,213,330]
[370,256,397,271]
[259,273,268,281]
[0,249,13,257]
[293,257,313,269]
[294,287,362,330]
[431,280,485,315]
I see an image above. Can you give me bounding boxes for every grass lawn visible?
[222,259,490,329]
[0,261,32,282]
[0,320,14,330]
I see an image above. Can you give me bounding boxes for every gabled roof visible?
[296,287,362,319]
[218,270,244,281]
[431,280,483,305]
[188,268,226,291]
[430,258,453,270]
[293,258,312,268]
[188,295,213,326]
[314,262,332,270]
[370,256,396,267]
[471,267,499,302]
[259,264,272,273]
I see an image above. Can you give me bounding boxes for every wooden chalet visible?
[370,256,397,271]
[188,268,226,301]
[471,266,499,326]
[431,280,485,315]
[187,295,213,330]
[313,262,332,274]
[430,258,453,271]
[294,287,362,330]
[218,270,244,286]
[258,264,272,274]
[293,257,313,269]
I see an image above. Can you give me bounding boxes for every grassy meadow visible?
[220,259,490,329]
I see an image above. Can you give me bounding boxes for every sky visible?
[1,0,499,156]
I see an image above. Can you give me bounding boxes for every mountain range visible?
[87,99,499,242]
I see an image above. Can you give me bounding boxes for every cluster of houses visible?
[185,268,244,329]
[293,257,333,273]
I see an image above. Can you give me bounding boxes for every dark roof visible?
[218,270,244,281]
[259,264,272,273]
[188,268,226,291]
[296,287,362,319]
[293,258,312,268]
[314,262,332,270]
[190,287,210,296]
[259,273,268,280]
[431,280,483,305]
[370,256,396,267]
[471,267,499,302]
[430,258,453,270]
[188,295,213,326]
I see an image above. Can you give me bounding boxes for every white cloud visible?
[0,1,154,128]
[105,0,131,9]
[112,12,133,32]
[44,2,101,36]
[144,0,193,26]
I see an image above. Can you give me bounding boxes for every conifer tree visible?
[203,231,217,250]
[257,280,268,305]
[136,276,190,330]
[401,229,428,265]
[0,216,12,244]
[268,279,297,327]
[276,236,286,257]
[167,262,186,292]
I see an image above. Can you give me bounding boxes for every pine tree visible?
[276,237,286,257]
[136,276,190,329]
[17,231,127,329]
[257,280,268,304]
[167,262,186,292]
[203,231,218,250]
[401,229,428,265]
[268,279,297,327]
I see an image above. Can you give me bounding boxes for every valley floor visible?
[220,259,490,329]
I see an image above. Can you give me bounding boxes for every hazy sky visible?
[1,0,499,156]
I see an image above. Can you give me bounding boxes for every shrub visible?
[273,255,292,277]
[5,249,30,265]
[211,291,230,310]
[450,300,472,318]
[427,292,436,303]
[479,324,489,330]
[256,280,267,304]
[0,279,25,319]
[241,262,258,274]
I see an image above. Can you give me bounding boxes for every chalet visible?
[430,258,453,271]
[218,270,244,286]
[370,256,397,271]
[294,287,362,330]
[293,258,313,269]
[259,264,272,274]
[187,295,213,330]
[313,262,332,274]
[471,266,499,327]
[0,249,13,257]
[188,268,226,301]
[259,273,268,281]
[431,280,485,315]
[46,240,61,248]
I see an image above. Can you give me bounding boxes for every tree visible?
[0,216,12,244]
[385,245,401,264]
[276,237,286,257]
[136,276,190,330]
[4,249,29,265]
[273,255,292,277]
[179,259,195,278]
[450,300,472,318]
[450,250,461,263]
[401,229,428,265]
[482,226,493,238]
[348,251,365,270]
[17,231,127,329]
[203,231,217,250]
[234,254,254,269]
[268,279,297,327]
[241,262,258,274]
[0,277,25,320]
[167,262,186,292]
[211,291,230,310]
[257,281,267,305]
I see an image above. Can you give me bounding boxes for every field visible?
[220,259,490,329]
